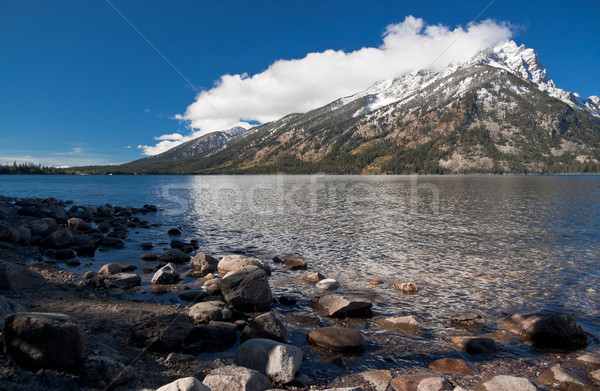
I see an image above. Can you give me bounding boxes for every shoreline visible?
[0,195,599,390]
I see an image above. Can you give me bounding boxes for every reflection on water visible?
[2,174,600,368]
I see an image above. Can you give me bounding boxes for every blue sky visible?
[1,0,599,166]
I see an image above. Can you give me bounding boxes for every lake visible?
[1,174,599,371]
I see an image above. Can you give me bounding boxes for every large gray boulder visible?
[2,312,85,372]
[234,339,303,383]
[203,365,271,391]
[311,295,372,318]
[218,255,271,275]
[241,311,290,343]
[191,252,219,276]
[189,301,232,323]
[156,377,210,391]
[221,266,272,312]
[499,313,588,350]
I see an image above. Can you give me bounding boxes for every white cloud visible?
[143,16,512,156]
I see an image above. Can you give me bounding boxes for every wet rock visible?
[499,312,588,350]
[189,301,232,323]
[307,327,365,352]
[359,369,392,391]
[272,256,282,263]
[132,314,195,352]
[66,258,80,267]
[204,278,222,296]
[159,249,191,264]
[0,225,20,243]
[311,295,372,318]
[87,273,141,290]
[393,282,419,293]
[140,252,158,262]
[2,312,85,372]
[315,278,340,291]
[28,220,49,236]
[55,248,76,260]
[234,339,303,383]
[218,254,271,276]
[221,266,273,312]
[67,218,92,231]
[183,321,237,354]
[283,256,307,270]
[0,295,26,329]
[141,242,155,250]
[296,272,325,283]
[369,279,384,285]
[42,228,74,249]
[417,377,452,391]
[179,289,210,303]
[72,234,95,256]
[538,364,590,390]
[203,365,271,391]
[241,311,290,343]
[451,312,485,330]
[428,358,476,374]
[375,316,419,332]
[118,263,136,272]
[168,227,183,235]
[152,263,181,285]
[576,353,600,370]
[83,271,97,280]
[191,252,219,276]
[450,336,499,354]
[98,263,122,275]
[98,237,124,247]
[80,355,135,389]
[156,377,209,391]
[474,375,537,391]
[278,295,298,306]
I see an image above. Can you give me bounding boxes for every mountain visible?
[111,41,600,175]
[121,126,247,169]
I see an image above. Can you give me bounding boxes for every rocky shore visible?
[0,195,599,390]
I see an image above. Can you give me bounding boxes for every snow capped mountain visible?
[118,40,600,175]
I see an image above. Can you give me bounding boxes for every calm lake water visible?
[1,174,599,371]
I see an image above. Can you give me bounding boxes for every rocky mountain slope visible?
[116,41,600,174]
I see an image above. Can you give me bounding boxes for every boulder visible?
[98,263,122,275]
[393,282,419,293]
[183,322,238,354]
[2,312,85,372]
[152,263,181,285]
[156,377,209,391]
[0,295,26,329]
[168,227,183,235]
[538,364,589,390]
[86,273,141,290]
[428,358,476,374]
[189,301,232,323]
[241,311,290,342]
[417,377,453,391]
[191,252,219,276]
[451,312,485,330]
[375,316,419,332]
[296,272,325,283]
[450,336,499,354]
[474,375,537,391]
[80,356,135,389]
[141,242,155,250]
[218,254,271,275]
[278,295,298,306]
[140,252,159,262]
[159,249,191,264]
[68,218,92,231]
[132,314,195,352]
[234,339,303,383]
[0,260,45,291]
[283,256,307,270]
[307,327,365,352]
[311,295,372,318]
[315,278,340,291]
[202,365,272,391]
[42,228,74,249]
[204,277,222,296]
[98,237,124,247]
[499,313,588,350]
[179,289,210,303]
[0,225,20,243]
[221,266,272,312]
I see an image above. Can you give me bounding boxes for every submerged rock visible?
[451,312,485,330]
[316,278,340,291]
[375,315,420,332]
[429,358,476,374]
[450,336,499,354]
[393,282,419,293]
[283,256,308,270]
[307,327,365,352]
[499,312,588,350]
